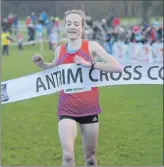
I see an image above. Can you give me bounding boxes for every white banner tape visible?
[1,63,163,104]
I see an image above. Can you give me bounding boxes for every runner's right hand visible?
[32,54,44,67]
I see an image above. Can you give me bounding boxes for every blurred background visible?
[1,1,163,22]
[1,0,163,63]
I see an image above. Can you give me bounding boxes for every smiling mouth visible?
[69,31,76,34]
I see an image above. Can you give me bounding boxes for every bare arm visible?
[32,46,61,70]
[88,41,122,72]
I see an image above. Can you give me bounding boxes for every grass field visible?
[1,42,163,166]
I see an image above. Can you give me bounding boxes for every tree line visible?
[1,0,163,22]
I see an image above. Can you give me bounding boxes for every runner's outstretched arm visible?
[32,46,61,70]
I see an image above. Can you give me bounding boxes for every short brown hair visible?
[64,10,85,27]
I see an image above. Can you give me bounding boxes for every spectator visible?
[130,25,144,43]
[35,21,44,41]
[48,28,58,51]
[16,30,24,51]
[46,16,55,37]
[26,16,32,27]
[13,15,18,35]
[40,11,48,25]
[31,12,37,25]
[1,18,10,31]
[28,24,35,43]
[1,28,14,56]
[7,13,14,34]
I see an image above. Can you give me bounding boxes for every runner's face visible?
[65,13,82,40]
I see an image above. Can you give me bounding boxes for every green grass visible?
[1,42,163,166]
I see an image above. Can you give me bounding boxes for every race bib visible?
[64,87,92,94]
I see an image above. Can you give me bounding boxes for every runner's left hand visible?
[73,55,91,67]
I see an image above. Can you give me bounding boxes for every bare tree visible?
[1,1,163,20]
[141,1,152,24]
